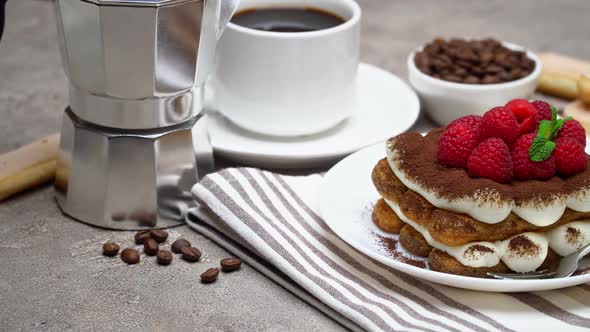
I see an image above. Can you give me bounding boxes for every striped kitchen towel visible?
[189,167,590,332]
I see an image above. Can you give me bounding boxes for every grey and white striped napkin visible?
[188,167,590,332]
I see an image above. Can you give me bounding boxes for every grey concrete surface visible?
[1,0,589,331]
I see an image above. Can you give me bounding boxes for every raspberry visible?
[467,138,513,183]
[448,115,482,131]
[511,134,555,180]
[553,138,587,177]
[518,116,539,136]
[556,120,586,148]
[479,107,519,146]
[532,100,553,121]
[506,99,537,122]
[438,123,480,169]
[505,99,539,136]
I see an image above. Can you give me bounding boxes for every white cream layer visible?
[385,199,590,272]
[386,144,590,226]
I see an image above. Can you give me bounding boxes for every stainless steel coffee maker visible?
[53,0,239,229]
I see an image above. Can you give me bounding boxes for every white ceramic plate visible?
[319,142,590,292]
[208,63,420,169]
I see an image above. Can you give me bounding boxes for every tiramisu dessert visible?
[372,99,590,277]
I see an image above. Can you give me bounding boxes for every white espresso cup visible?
[208,0,361,137]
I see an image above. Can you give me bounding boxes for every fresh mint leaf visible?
[551,106,558,121]
[529,137,556,162]
[529,104,569,161]
[537,120,553,140]
[551,116,573,139]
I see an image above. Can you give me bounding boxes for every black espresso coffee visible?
[231,7,345,33]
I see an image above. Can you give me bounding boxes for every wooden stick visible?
[0,134,59,201]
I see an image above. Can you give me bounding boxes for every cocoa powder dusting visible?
[389,129,590,205]
[508,235,539,256]
[565,227,582,246]
[376,234,426,268]
[464,244,495,259]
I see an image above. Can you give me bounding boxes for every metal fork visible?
[488,244,590,280]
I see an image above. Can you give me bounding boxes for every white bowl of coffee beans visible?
[408,38,541,125]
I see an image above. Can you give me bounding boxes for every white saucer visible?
[208,63,420,169]
[319,142,590,292]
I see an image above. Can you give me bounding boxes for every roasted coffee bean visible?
[484,38,501,48]
[453,67,467,77]
[522,58,535,70]
[414,37,535,85]
[438,54,452,65]
[181,246,201,262]
[500,70,513,82]
[102,242,120,257]
[512,50,526,59]
[494,52,508,64]
[200,268,220,284]
[455,48,474,61]
[480,52,494,64]
[419,66,432,75]
[157,250,173,266]
[424,43,440,55]
[442,74,462,83]
[220,258,242,272]
[414,52,429,69]
[438,68,451,76]
[455,60,473,70]
[464,76,480,84]
[516,70,529,79]
[471,66,486,76]
[171,239,191,254]
[432,37,446,45]
[485,64,503,74]
[134,230,151,245]
[121,248,140,265]
[150,230,168,243]
[143,238,159,256]
[482,75,501,84]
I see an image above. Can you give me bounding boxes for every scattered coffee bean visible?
[150,230,169,243]
[143,238,159,256]
[181,246,201,262]
[200,268,220,284]
[171,239,191,254]
[157,250,173,266]
[134,231,152,245]
[121,248,140,265]
[220,258,242,272]
[102,242,120,257]
[414,37,535,85]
